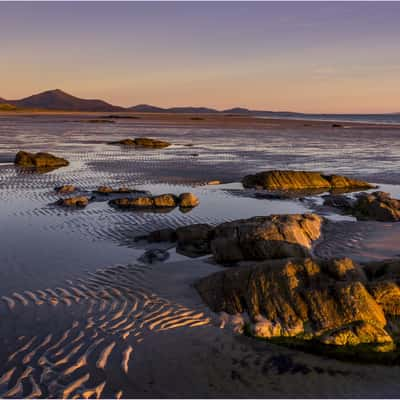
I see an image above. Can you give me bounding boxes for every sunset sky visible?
[1,2,400,113]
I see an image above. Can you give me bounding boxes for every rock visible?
[138,249,170,264]
[210,213,322,263]
[176,224,213,257]
[319,321,392,346]
[353,191,400,222]
[145,228,177,243]
[153,194,178,207]
[110,192,199,210]
[195,257,390,346]
[178,193,200,208]
[15,151,69,168]
[56,196,90,208]
[109,137,171,148]
[242,170,373,191]
[324,191,400,222]
[323,194,355,209]
[110,197,154,208]
[332,123,343,128]
[207,180,221,185]
[55,184,76,194]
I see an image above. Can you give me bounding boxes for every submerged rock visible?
[56,196,90,208]
[242,170,373,191]
[15,151,69,169]
[195,257,395,348]
[324,191,400,222]
[176,224,213,257]
[138,249,170,264]
[109,137,171,148]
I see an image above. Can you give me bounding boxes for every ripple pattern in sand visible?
[0,262,212,398]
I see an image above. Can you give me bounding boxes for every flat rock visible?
[109,137,171,148]
[55,184,76,194]
[242,170,374,191]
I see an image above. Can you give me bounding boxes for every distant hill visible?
[4,89,123,112]
[127,104,166,113]
[167,106,218,114]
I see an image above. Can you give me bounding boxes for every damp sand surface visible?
[1,114,400,397]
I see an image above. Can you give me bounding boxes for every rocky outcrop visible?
[94,186,146,195]
[15,151,69,168]
[195,257,399,349]
[323,191,400,222]
[55,196,90,208]
[109,137,171,148]
[55,184,76,194]
[242,170,374,191]
[143,213,322,261]
[110,193,199,211]
[210,214,322,263]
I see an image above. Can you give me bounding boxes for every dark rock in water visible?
[210,214,322,263]
[242,170,374,191]
[195,257,395,348]
[176,224,213,257]
[353,191,400,222]
[322,194,355,209]
[332,123,343,128]
[15,151,69,169]
[108,137,171,148]
[138,249,170,264]
[324,191,400,222]
[145,228,177,243]
[86,119,115,124]
[55,184,77,194]
[55,196,90,208]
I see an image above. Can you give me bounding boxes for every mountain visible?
[5,89,123,112]
[127,104,166,113]
[167,106,218,114]
[222,107,251,114]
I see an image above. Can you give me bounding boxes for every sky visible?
[1,2,400,113]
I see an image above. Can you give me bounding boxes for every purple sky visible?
[1,2,400,112]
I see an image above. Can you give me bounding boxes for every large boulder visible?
[210,214,322,263]
[242,170,373,191]
[195,257,393,347]
[15,151,69,168]
[153,194,178,207]
[109,137,171,148]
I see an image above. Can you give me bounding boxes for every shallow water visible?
[1,115,400,397]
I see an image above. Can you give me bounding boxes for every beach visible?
[1,112,400,398]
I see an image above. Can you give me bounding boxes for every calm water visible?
[0,114,399,398]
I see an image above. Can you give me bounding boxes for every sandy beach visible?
[1,112,400,398]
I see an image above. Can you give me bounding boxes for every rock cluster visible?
[94,186,145,195]
[55,184,76,194]
[144,213,322,260]
[195,257,400,349]
[14,151,69,169]
[242,170,373,191]
[110,192,199,211]
[109,137,171,148]
[323,191,400,222]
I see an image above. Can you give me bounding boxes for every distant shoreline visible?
[1,110,399,129]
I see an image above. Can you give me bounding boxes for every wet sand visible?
[0,113,400,397]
